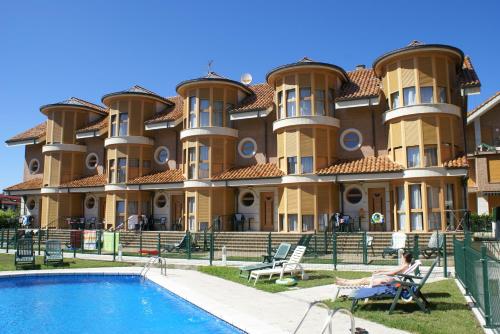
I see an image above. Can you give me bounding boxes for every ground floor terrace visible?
[11,174,467,234]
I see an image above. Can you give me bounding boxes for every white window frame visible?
[155,193,167,209]
[238,137,257,158]
[154,146,170,165]
[344,186,363,205]
[239,190,256,208]
[340,128,363,151]
[85,153,99,170]
[28,158,40,174]
[85,196,96,210]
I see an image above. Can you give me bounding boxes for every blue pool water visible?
[0,274,243,334]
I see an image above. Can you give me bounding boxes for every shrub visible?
[0,209,19,228]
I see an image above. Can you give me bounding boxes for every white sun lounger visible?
[332,260,422,301]
[248,246,307,286]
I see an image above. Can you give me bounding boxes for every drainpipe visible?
[461,90,469,212]
[370,99,377,157]
[339,183,345,213]
[264,115,268,163]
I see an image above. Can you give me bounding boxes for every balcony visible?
[104,136,154,147]
[382,103,461,123]
[180,127,239,140]
[273,115,340,132]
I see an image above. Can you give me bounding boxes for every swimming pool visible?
[0,274,244,334]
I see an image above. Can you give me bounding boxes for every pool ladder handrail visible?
[140,256,167,279]
[292,301,355,334]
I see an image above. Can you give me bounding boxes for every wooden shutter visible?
[52,111,63,143]
[316,129,327,156]
[418,57,433,86]
[286,130,298,156]
[301,186,314,214]
[300,128,313,156]
[278,188,285,213]
[130,100,142,136]
[212,139,224,175]
[440,117,452,144]
[197,190,210,222]
[63,112,74,143]
[387,63,398,93]
[400,58,414,88]
[277,132,284,158]
[287,187,298,214]
[212,189,223,216]
[391,122,402,147]
[404,119,419,146]
[488,158,500,182]
[435,57,447,86]
[317,184,330,213]
[394,147,404,164]
[422,117,437,145]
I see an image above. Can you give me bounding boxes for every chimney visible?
[355,64,366,70]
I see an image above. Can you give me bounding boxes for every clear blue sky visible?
[0,0,498,190]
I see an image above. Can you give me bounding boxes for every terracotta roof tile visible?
[128,169,184,184]
[229,83,274,113]
[60,174,107,188]
[337,68,380,101]
[76,117,108,134]
[213,163,283,180]
[6,122,46,144]
[144,96,183,125]
[318,156,404,175]
[443,156,468,168]
[4,178,43,191]
[459,56,481,88]
[103,85,172,105]
[468,91,500,117]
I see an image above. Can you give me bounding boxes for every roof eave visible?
[101,92,173,106]
[175,78,253,95]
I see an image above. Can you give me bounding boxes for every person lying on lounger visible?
[336,252,413,286]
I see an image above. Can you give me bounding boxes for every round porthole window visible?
[241,192,255,207]
[85,153,99,169]
[340,129,362,151]
[28,159,40,174]
[346,187,363,205]
[238,138,257,158]
[154,146,169,165]
[85,196,96,210]
[156,194,167,208]
[27,199,36,210]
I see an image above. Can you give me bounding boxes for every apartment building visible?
[4,41,481,233]
[466,92,500,214]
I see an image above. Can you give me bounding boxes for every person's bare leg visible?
[336,277,371,286]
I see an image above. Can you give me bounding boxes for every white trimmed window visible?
[155,194,167,208]
[154,146,169,165]
[28,159,40,174]
[27,199,36,210]
[85,153,99,170]
[238,138,257,158]
[340,129,362,151]
[240,192,255,207]
[345,187,363,205]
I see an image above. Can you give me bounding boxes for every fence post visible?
[443,234,448,278]
[480,245,492,328]
[324,229,328,255]
[332,232,337,270]
[1,229,4,249]
[97,230,102,255]
[38,230,42,255]
[362,232,368,265]
[112,231,116,262]
[314,231,318,257]
[81,230,85,254]
[6,229,10,253]
[203,229,207,251]
[462,235,468,295]
[267,232,272,259]
[139,231,143,257]
[187,231,192,260]
[209,229,214,266]
[157,233,161,256]
[14,225,18,250]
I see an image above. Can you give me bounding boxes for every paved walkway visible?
[0,266,409,334]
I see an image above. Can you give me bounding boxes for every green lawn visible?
[0,254,134,271]
[324,279,482,334]
[198,266,369,293]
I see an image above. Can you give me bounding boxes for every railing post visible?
[14,225,18,250]
[112,230,116,262]
[6,229,10,253]
[38,230,42,255]
[81,230,85,254]
[362,232,368,265]
[139,231,143,257]
[413,234,419,260]
[187,231,192,260]
[332,231,337,270]
[462,235,468,295]
[314,231,318,257]
[481,245,492,328]
[443,234,448,278]
[157,233,161,257]
[203,229,207,251]
[267,232,272,259]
